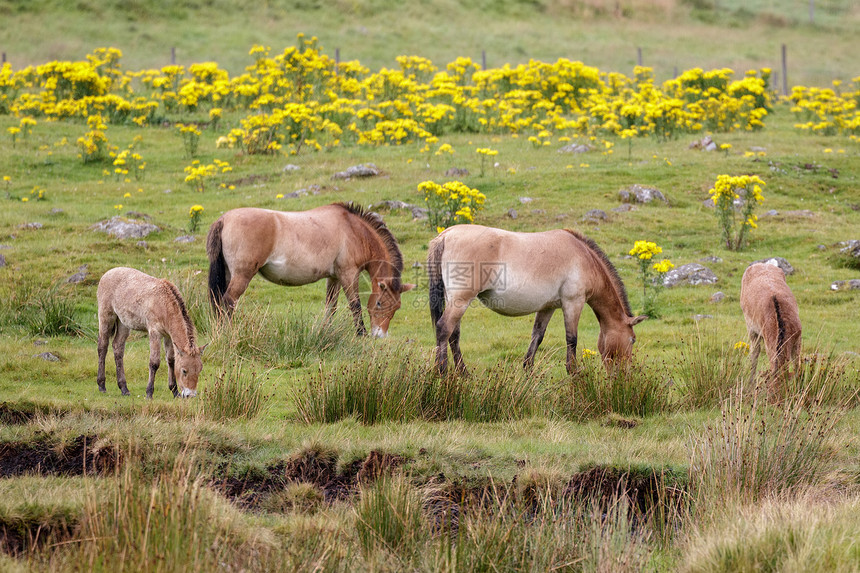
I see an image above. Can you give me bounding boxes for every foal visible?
[97,267,205,398]
[740,260,802,396]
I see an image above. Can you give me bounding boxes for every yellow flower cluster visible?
[184,159,230,192]
[419,180,486,229]
[708,174,765,206]
[790,78,860,135]
[652,259,675,274]
[0,40,774,157]
[629,240,662,260]
[189,204,204,216]
[709,174,766,250]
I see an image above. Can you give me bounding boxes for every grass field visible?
[1,1,860,570]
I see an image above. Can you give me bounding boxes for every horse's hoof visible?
[121,390,130,396]
[98,387,106,393]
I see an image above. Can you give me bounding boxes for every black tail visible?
[773,296,786,352]
[206,218,228,313]
[428,236,446,329]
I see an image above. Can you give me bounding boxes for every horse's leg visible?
[112,324,132,396]
[341,273,366,336]
[222,266,257,315]
[146,330,161,400]
[96,313,115,393]
[435,296,473,376]
[747,330,762,389]
[523,309,555,369]
[164,338,178,398]
[324,277,340,322]
[561,298,585,374]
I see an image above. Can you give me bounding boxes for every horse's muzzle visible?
[180,388,197,398]
[370,326,388,338]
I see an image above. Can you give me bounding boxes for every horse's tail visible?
[428,235,446,329]
[773,295,786,354]
[206,217,228,313]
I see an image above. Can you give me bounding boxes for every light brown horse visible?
[428,225,647,375]
[740,260,802,394]
[206,202,414,337]
[97,267,206,398]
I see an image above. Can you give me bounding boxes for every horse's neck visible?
[354,223,392,278]
[585,276,628,327]
[160,302,195,353]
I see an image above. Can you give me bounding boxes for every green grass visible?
[0,1,859,570]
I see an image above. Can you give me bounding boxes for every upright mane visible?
[164,281,197,349]
[335,202,404,289]
[564,229,633,317]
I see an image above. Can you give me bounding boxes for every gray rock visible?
[507,208,518,219]
[531,209,546,215]
[663,263,718,287]
[689,136,718,151]
[33,340,47,346]
[136,241,149,249]
[445,167,470,178]
[66,264,88,284]
[838,240,860,259]
[282,164,301,172]
[519,197,534,204]
[761,209,779,217]
[612,204,637,213]
[749,146,767,153]
[34,352,60,362]
[700,256,723,264]
[49,208,64,215]
[370,200,428,220]
[702,198,715,209]
[0,253,5,268]
[91,216,160,239]
[174,235,196,243]
[709,291,725,303]
[555,214,568,221]
[582,209,608,223]
[750,257,794,275]
[331,163,381,180]
[693,314,714,321]
[18,222,43,230]
[831,279,860,291]
[619,184,668,204]
[558,143,592,154]
[0,245,10,249]
[163,188,172,194]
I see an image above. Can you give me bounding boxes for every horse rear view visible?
[97,267,205,398]
[740,260,801,396]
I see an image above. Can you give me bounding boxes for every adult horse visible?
[428,225,646,375]
[206,202,414,337]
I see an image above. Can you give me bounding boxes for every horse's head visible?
[368,280,415,338]
[174,343,206,397]
[598,315,647,362]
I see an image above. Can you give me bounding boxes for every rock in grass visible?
[831,279,860,291]
[331,163,380,180]
[174,235,196,243]
[709,291,725,303]
[0,254,5,268]
[445,167,470,177]
[370,200,429,220]
[66,264,88,284]
[34,352,60,362]
[663,263,718,287]
[750,257,794,275]
[558,143,592,154]
[618,184,668,204]
[582,209,608,223]
[91,216,160,239]
[18,222,43,230]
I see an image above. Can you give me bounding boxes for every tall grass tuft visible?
[354,476,424,565]
[787,347,860,408]
[675,327,747,408]
[168,269,211,337]
[18,284,82,337]
[202,361,270,421]
[294,345,544,424]
[688,385,841,518]
[69,455,237,572]
[553,355,670,420]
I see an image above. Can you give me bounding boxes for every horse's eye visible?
[376,300,382,308]
[181,369,188,376]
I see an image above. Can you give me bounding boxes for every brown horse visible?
[428,225,647,375]
[206,202,414,337]
[97,267,206,398]
[740,260,802,394]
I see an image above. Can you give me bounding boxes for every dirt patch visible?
[0,435,118,478]
[217,449,407,508]
[563,465,681,514]
[0,402,38,425]
[0,519,75,556]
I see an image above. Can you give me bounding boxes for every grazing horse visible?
[428,225,647,375]
[97,267,206,398]
[740,260,802,394]
[206,202,414,337]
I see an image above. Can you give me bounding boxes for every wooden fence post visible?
[171,47,176,66]
[335,47,340,75]
[482,50,486,70]
[636,47,642,67]
[781,44,788,96]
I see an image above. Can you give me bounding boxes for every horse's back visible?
[741,263,800,336]
[98,267,165,331]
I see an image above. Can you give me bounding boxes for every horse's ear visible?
[400,283,416,293]
[629,315,648,326]
[378,281,387,291]
[199,343,208,355]
[174,343,186,357]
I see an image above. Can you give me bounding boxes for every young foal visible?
[740,260,802,395]
[206,202,414,337]
[97,267,205,398]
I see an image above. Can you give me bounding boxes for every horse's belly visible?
[259,259,327,286]
[477,287,560,317]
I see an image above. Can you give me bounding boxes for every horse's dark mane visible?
[164,281,197,349]
[335,202,404,289]
[563,229,633,317]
